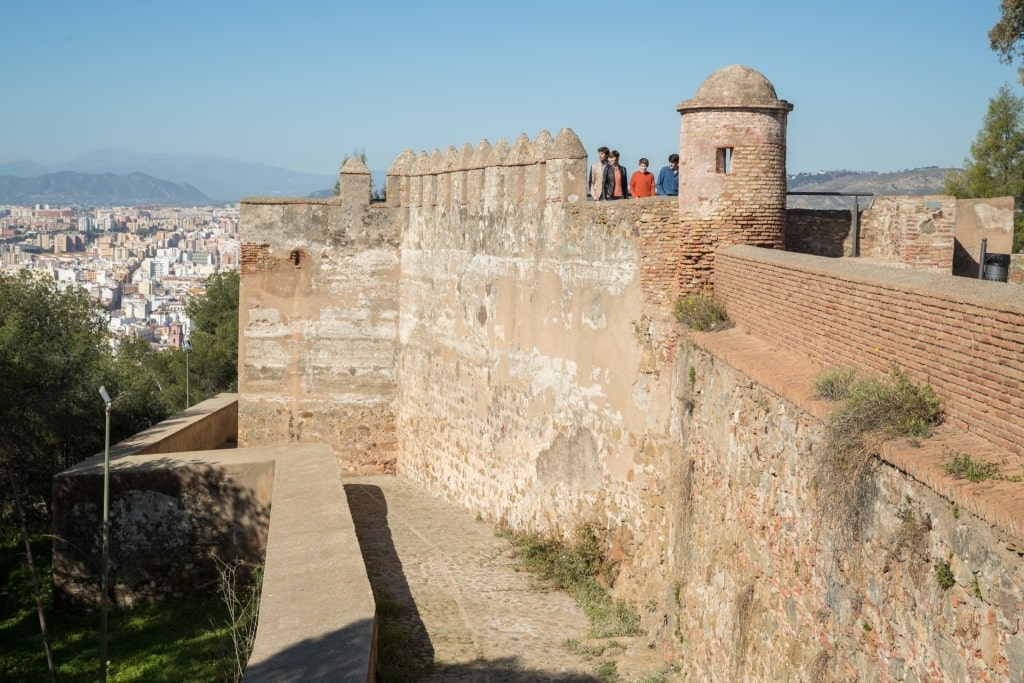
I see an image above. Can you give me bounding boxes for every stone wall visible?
[236,122,1024,679]
[641,334,1024,681]
[238,193,400,472]
[786,208,852,257]
[859,195,957,271]
[716,245,1024,457]
[53,456,272,608]
[394,141,684,539]
[786,196,1014,275]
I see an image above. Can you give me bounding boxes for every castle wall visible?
[785,208,852,257]
[238,197,400,472]
[393,131,687,543]
[716,245,1024,457]
[859,195,957,270]
[647,336,1024,681]
[235,121,1024,679]
[787,196,1012,276]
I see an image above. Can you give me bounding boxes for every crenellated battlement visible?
[385,127,587,210]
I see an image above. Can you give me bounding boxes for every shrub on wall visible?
[813,368,943,543]
[673,289,730,331]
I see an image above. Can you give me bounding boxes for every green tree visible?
[944,85,1024,252]
[109,334,174,428]
[0,273,111,523]
[0,272,112,680]
[991,0,1024,85]
[185,271,239,401]
[333,148,368,196]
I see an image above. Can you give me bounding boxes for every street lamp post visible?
[182,338,192,409]
[98,386,112,683]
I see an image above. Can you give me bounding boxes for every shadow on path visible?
[344,483,435,674]
[345,479,615,682]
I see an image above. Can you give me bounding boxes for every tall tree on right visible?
[991,0,1024,85]
[944,85,1024,253]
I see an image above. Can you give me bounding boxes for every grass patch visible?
[934,559,955,589]
[814,368,942,543]
[673,289,729,332]
[1,533,236,682]
[595,659,618,681]
[944,451,1002,483]
[499,525,642,639]
[813,368,857,401]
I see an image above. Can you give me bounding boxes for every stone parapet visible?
[385,128,586,210]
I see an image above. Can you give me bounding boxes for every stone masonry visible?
[238,65,1024,680]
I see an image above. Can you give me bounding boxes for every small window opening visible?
[716,147,733,174]
[290,249,303,267]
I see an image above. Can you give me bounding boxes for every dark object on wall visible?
[983,253,1010,282]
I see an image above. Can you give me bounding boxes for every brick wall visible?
[716,245,1024,456]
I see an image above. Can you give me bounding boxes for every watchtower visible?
[676,65,794,251]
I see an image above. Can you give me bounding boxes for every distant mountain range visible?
[0,149,337,204]
[0,172,211,207]
[786,167,954,208]
[0,149,954,208]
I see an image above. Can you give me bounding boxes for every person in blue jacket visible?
[657,153,679,196]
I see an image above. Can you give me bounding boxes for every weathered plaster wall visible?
[238,194,400,472]
[953,197,1016,278]
[396,178,684,543]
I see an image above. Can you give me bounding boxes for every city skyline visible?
[1,1,1020,179]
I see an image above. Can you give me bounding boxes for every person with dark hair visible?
[657,153,680,196]
[602,150,629,200]
[630,157,655,198]
[589,146,610,200]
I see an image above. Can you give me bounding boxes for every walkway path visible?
[343,474,682,682]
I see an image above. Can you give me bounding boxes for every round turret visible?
[675,65,794,264]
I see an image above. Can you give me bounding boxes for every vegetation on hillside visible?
[0,270,240,678]
[0,534,238,682]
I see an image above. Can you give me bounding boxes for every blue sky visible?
[1,1,1020,177]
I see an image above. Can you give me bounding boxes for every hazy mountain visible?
[0,149,337,202]
[787,167,954,208]
[0,171,211,207]
[0,150,953,208]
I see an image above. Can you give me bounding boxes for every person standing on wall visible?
[657,153,679,196]
[602,150,629,200]
[589,146,610,200]
[630,157,656,198]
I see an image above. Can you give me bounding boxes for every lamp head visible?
[182,338,192,352]
[99,386,112,404]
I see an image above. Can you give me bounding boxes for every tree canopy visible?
[0,268,241,529]
[185,270,239,399]
[991,0,1024,85]
[0,272,112,525]
[944,85,1024,253]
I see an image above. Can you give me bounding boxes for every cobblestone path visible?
[343,474,682,683]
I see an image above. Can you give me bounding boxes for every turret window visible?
[716,147,733,174]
